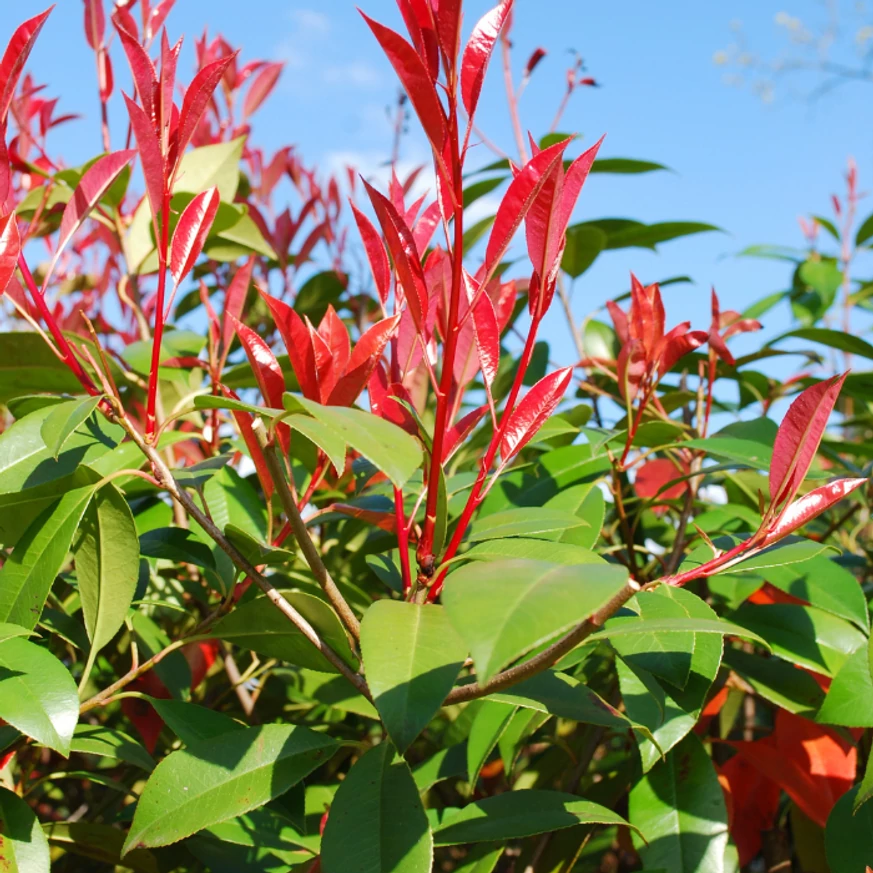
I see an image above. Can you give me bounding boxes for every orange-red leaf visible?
[170,187,219,286]
[500,367,572,461]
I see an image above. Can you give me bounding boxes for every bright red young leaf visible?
[0,212,20,297]
[763,477,867,545]
[435,0,463,66]
[0,8,52,122]
[350,201,391,307]
[51,149,136,277]
[172,54,237,168]
[261,291,319,399]
[769,372,848,508]
[228,313,285,409]
[460,0,512,119]
[328,314,401,407]
[362,178,428,331]
[463,269,499,388]
[484,138,570,281]
[360,12,447,153]
[329,503,397,533]
[123,93,166,222]
[220,258,254,367]
[242,61,283,118]
[169,187,219,287]
[499,366,573,462]
[708,288,762,368]
[442,404,488,462]
[113,14,159,123]
[83,0,105,51]
[634,458,688,512]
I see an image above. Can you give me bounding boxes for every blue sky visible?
[2,1,871,379]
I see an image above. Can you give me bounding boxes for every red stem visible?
[146,188,172,440]
[395,486,413,593]
[17,254,98,395]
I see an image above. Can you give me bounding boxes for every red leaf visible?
[500,367,572,461]
[551,136,603,253]
[606,300,629,346]
[183,639,218,690]
[442,404,488,462]
[435,0,463,69]
[0,8,52,123]
[52,149,136,276]
[769,372,847,508]
[657,327,707,375]
[350,201,391,307]
[242,61,283,118]
[329,503,397,533]
[113,13,158,124]
[173,54,237,168]
[0,213,20,297]
[360,12,447,153]
[617,338,646,400]
[228,313,285,409]
[460,0,512,119]
[763,477,866,546]
[220,257,254,368]
[124,93,165,222]
[463,270,499,388]
[328,314,401,407]
[97,48,113,102]
[315,306,350,402]
[362,178,428,332]
[222,385,274,500]
[413,198,441,253]
[634,458,688,512]
[484,138,570,280]
[83,0,105,50]
[368,363,418,435]
[158,33,181,147]
[170,186,219,286]
[261,290,319,401]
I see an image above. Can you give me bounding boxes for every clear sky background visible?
[2,0,871,380]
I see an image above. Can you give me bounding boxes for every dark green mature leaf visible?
[772,327,873,361]
[856,210,873,246]
[202,465,266,541]
[360,601,466,753]
[204,807,318,854]
[463,539,602,565]
[856,746,873,813]
[0,333,83,402]
[147,699,245,746]
[562,225,607,278]
[0,637,78,755]
[0,786,50,872]
[0,478,96,629]
[591,617,766,648]
[213,589,357,672]
[591,157,669,174]
[629,734,730,872]
[412,743,468,793]
[617,588,723,771]
[139,527,216,570]
[433,790,635,845]
[825,787,873,872]
[723,649,825,716]
[290,397,423,489]
[816,647,873,727]
[764,557,868,630]
[76,483,140,670]
[40,395,103,459]
[443,559,628,683]
[123,723,338,852]
[44,822,159,873]
[467,701,516,786]
[70,724,155,770]
[466,508,587,543]
[730,603,865,676]
[490,669,650,737]
[321,742,432,873]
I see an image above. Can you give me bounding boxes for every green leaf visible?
[855,746,873,813]
[856,210,873,246]
[75,483,140,669]
[139,527,217,570]
[123,723,338,852]
[0,624,33,643]
[44,822,159,873]
[730,603,866,676]
[443,559,628,683]
[412,743,468,793]
[462,176,504,208]
[0,478,97,629]
[433,790,635,845]
[772,327,873,361]
[591,157,669,174]
[321,742,432,873]
[201,465,267,541]
[617,588,723,771]
[0,637,78,755]
[360,601,466,753]
[723,649,824,717]
[39,395,103,459]
[213,589,357,672]
[629,734,729,872]
[0,333,84,402]
[467,701,516,786]
[282,412,347,475]
[825,787,873,873]
[70,724,155,770]
[463,538,602,565]
[465,508,587,543]
[764,557,869,630]
[562,225,607,278]
[816,647,873,727]
[290,397,422,489]
[490,669,650,737]
[591,617,767,649]
[147,699,245,746]
[129,612,192,700]
[204,807,318,854]
[0,786,51,872]
[174,136,245,200]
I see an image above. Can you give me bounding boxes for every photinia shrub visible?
[0,2,870,871]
